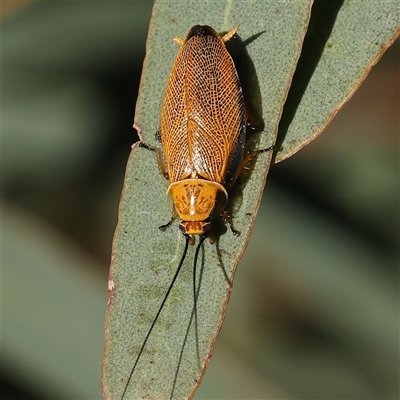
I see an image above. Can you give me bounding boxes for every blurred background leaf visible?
[2,1,399,399]
[276,0,400,161]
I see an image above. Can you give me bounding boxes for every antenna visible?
[121,234,191,399]
[192,234,207,362]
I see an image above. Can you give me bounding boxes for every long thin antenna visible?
[170,233,208,398]
[121,234,191,399]
[192,234,207,364]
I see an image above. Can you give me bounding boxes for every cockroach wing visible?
[160,44,192,184]
[185,34,246,184]
[160,31,246,185]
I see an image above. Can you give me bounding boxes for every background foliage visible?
[2,1,399,399]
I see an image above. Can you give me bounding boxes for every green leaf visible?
[102,1,399,399]
[275,0,400,162]
[102,1,312,399]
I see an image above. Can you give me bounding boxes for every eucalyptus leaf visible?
[275,0,400,162]
[102,1,312,399]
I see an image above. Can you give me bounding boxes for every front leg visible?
[139,141,169,180]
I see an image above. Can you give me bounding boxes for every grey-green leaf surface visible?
[102,1,313,399]
[275,0,400,162]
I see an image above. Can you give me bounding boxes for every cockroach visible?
[121,25,273,399]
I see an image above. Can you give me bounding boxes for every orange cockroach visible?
[121,25,273,398]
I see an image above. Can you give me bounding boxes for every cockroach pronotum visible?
[121,25,274,399]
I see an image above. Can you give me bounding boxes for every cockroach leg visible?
[221,25,239,42]
[155,129,162,143]
[159,213,176,232]
[139,142,156,151]
[220,210,240,236]
[173,36,185,46]
[245,121,258,134]
[227,144,275,189]
[140,141,169,180]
